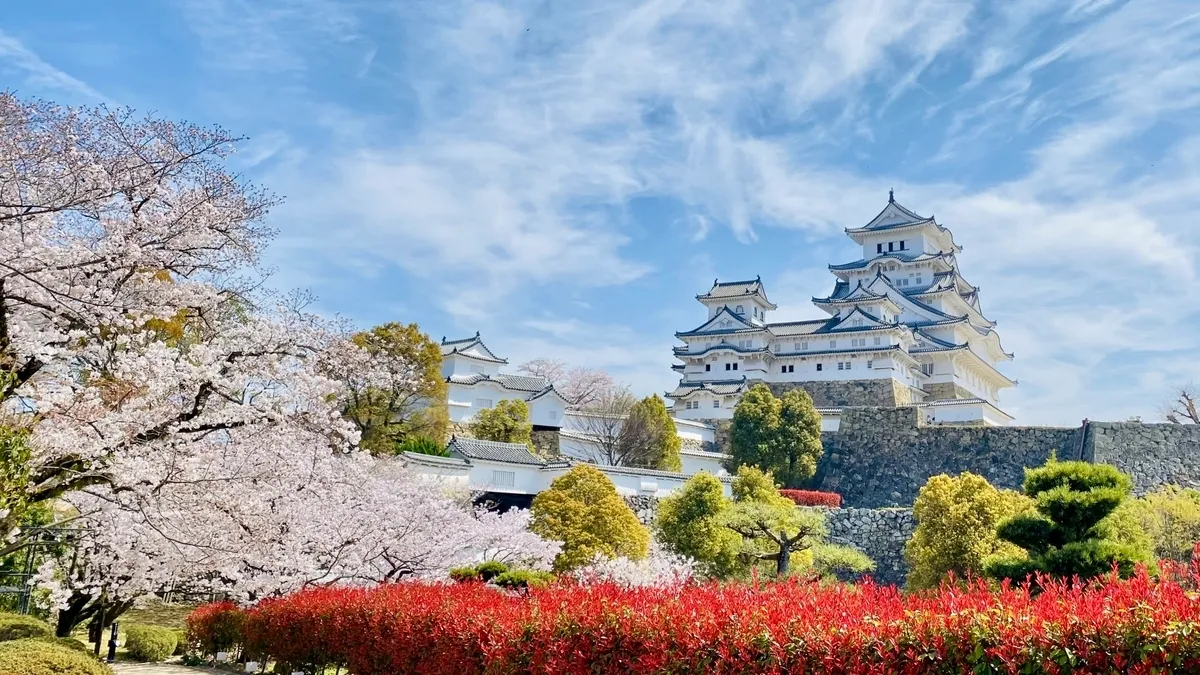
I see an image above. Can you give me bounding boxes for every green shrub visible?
[172,628,187,655]
[984,459,1153,584]
[124,624,177,662]
[0,612,53,641]
[0,638,113,675]
[35,636,89,652]
[448,566,479,582]
[493,570,554,590]
[396,436,448,457]
[474,561,509,581]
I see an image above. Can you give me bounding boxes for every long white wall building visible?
[441,333,569,428]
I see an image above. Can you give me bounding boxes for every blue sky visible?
[3,0,1198,425]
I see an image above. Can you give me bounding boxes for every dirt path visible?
[111,664,214,674]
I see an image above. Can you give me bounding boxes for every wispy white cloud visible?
[0,30,104,100]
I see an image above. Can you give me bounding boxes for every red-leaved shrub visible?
[185,601,245,657]
[780,488,842,507]
[238,564,1200,674]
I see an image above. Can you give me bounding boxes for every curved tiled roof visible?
[828,251,947,271]
[447,436,545,465]
[697,276,777,309]
[440,333,508,364]
[673,343,770,357]
[447,372,548,393]
[666,377,748,399]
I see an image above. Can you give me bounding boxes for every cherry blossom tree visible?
[0,93,561,635]
[517,357,621,409]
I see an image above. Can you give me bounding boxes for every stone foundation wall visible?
[768,380,900,407]
[530,428,561,458]
[818,407,1081,507]
[924,382,975,401]
[624,495,658,525]
[819,507,914,586]
[1088,422,1200,493]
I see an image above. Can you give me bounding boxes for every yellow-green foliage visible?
[469,399,533,448]
[656,473,742,578]
[0,612,53,642]
[905,472,1034,590]
[530,466,650,571]
[124,624,178,662]
[0,639,113,675]
[344,322,450,454]
[1115,486,1200,563]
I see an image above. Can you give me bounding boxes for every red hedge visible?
[184,601,245,657]
[780,488,842,507]
[217,566,1200,674]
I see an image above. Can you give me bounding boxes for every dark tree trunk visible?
[776,533,791,578]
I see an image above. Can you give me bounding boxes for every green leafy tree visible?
[1115,486,1200,563]
[340,323,449,455]
[984,459,1154,583]
[728,384,822,488]
[0,426,33,543]
[720,466,873,579]
[621,395,682,471]
[395,436,450,457]
[530,465,650,572]
[904,472,1034,589]
[656,473,742,578]
[469,399,533,447]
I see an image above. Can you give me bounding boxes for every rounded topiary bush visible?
[0,612,53,641]
[172,628,187,655]
[0,638,113,675]
[37,636,89,652]
[124,624,177,662]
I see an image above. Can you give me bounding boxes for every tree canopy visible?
[904,472,1033,589]
[728,384,823,488]
[469,399,533,447]
[656,473,742,579]
[622,395,682,471]
[984,458,1154,583]
[337,322,449,455]
[530,465,650,572]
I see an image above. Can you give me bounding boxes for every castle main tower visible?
[667,193,1015,425]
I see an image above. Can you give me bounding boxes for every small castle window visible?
[899,240,907,251]
[735,305,744,314]
[874,337,882,345]
[888,242,895,252]
[830,340,837,349]
[705,364,711,372]
[867,360,874,368]
[713,400,720,408]
[492,470,516,487]
[732,363,739,371]
[876,243,884,253]
[816,363,823,371]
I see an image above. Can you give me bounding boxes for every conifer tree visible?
[728,384,823,488]
[984,458,1154,583]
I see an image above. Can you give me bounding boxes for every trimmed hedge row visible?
[124,624,178,662]
[0,612,53,642]
[779,488,842,507]
[0,638,113,675]
[201,564,1200,674]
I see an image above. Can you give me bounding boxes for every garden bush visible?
[185,601,244,657]
[124,624,178,662]
[779,489,842,507]
[172,629,187,655]
[0,612,53,641]
[238,566,1200,674]
[492,569,554,591]
[0,638,113,675]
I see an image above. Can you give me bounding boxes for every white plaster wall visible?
[679,451,728,476]
[673,418,715,443]
[821,413,841,432]
[527,395,565,428]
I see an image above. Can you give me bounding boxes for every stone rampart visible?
[818,407,1081,507]
[1087,422,1200,493]
[820,507,914,586]
[769,380,901,407]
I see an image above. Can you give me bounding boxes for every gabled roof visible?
[812,279,904,308]
[447,436,545,466]
[845,193,962,252]
[676,305,762,337]
[765,318,831,337]
[828,251,949,272]
[816,306,894,333]
[447,372,548,393]
[440,332,508,364]
[697,277,778,309]
[666,377,749,399]
[528,385,570,403]
[673,343,770,358]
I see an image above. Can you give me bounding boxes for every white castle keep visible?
[667,193,1016,427]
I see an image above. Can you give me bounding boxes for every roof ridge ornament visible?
[889,188,894,203]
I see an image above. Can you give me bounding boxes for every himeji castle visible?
[667,192,1016,427]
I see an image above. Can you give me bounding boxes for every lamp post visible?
[107,622,119,663]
